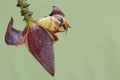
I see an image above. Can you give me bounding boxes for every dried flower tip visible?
[28,12,33,16]
[21,10,28,16]
[16,2,21,7]
[22,3,30,8]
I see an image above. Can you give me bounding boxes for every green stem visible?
[17,0,34,26]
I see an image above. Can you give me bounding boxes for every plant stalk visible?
[17,0,34,26]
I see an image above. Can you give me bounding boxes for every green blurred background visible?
[0,0,120,80]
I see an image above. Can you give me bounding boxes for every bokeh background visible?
[0,0,120,80]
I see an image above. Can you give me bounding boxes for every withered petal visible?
[49,6,65,17]
[27,25,55,76]
[5,18,25,45]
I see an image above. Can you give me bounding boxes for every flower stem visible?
[17,0,35,27]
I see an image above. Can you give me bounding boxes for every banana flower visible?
[5,6,70,76]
